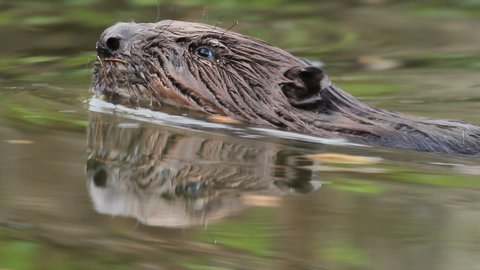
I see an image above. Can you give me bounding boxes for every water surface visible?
[1,1,480,269]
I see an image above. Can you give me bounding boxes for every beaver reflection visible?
[86,112,320,227]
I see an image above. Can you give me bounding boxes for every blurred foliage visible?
[0,0,479,86]
[334,80,402,97]
[0,52,95,84]
[2,105,88,131]
[413,0,480,18]
[0,85,88,131]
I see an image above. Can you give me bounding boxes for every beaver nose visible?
[96,36,121,58]
[97,22,142,58]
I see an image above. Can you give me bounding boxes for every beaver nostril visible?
[106,37,120,51]
[93,168,107,187]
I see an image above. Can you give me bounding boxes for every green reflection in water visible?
[195,208,275,257]
[323,241,370,268]
[330,180,384,195]
[391,173,480,189]
[0,238,132,270]
[0,240,38,270]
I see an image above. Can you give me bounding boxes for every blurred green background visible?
[1,1,480,269]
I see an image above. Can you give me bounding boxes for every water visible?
[1,1,480,269]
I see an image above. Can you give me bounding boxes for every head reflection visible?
[86,112,320,228]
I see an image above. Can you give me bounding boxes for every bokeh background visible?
[1,1,480,269]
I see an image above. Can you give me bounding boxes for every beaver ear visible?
[281,66,326,109]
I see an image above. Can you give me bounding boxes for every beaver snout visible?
[96,22,142,58]
[96,37,120,58]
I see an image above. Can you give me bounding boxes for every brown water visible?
[1,1,480,269]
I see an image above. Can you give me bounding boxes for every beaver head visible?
[92,20,329,128]
[93,20,480,154]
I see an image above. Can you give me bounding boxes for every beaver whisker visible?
[148,84,153,107]
[135,64,163,108]
[86,58,97,70]
[137,72,160,107]
[124,73,140,107]
[96,56,111,86]
[191,17,223,45]
[84,57,98,81]
[103,57,127,63]
[154,1,161,23]
[210,17,223,33]
[158,18,174,36]
[220,21,238,38]
[132,83,146,107]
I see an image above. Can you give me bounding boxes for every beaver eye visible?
[196,46,215,60]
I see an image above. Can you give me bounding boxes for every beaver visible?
[92,20,480,154]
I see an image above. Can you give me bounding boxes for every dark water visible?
[1,1,480,269]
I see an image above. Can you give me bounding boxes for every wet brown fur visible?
[92,20,480,154]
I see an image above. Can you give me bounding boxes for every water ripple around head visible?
[88,96,361,148]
